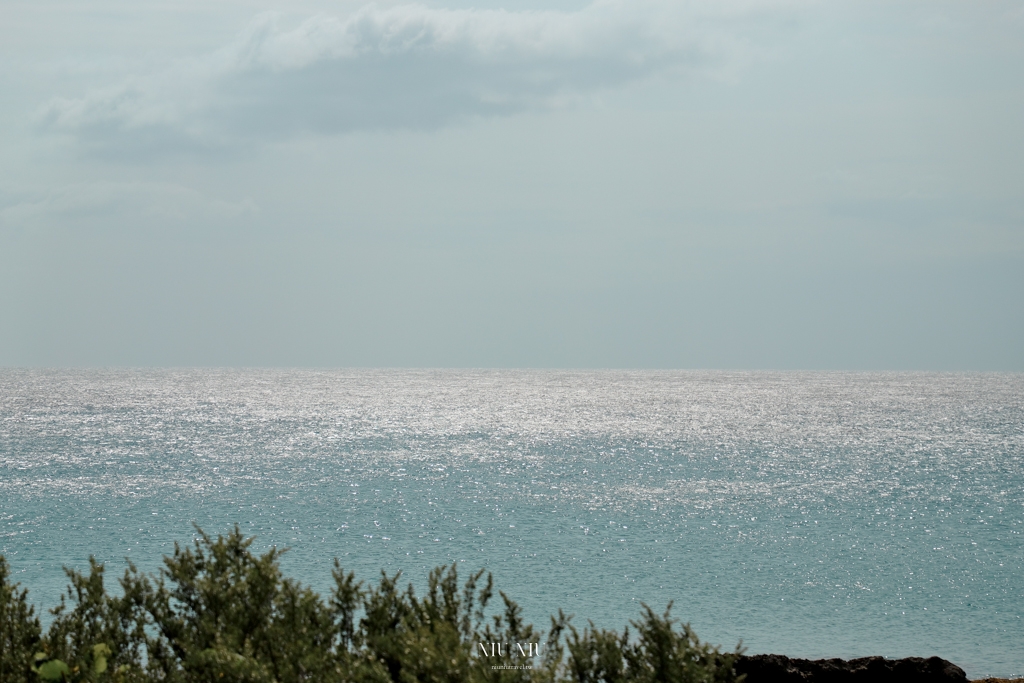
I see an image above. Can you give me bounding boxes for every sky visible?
[0,0,1021,369]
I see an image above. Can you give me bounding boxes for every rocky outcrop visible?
[736,654,969,683]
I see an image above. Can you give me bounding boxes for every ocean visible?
[1,370,1021,678]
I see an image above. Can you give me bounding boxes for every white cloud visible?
[36,0,799,154]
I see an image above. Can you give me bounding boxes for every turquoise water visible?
[1,370,1021,678]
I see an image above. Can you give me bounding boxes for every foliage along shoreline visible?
[1,526,743,683]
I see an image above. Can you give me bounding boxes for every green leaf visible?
[92,643,111,674]
[36,659,71,682]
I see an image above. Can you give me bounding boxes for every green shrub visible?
[1,556,43,683]
[43,557,147,682]
[0,527,744,683]
[564,605,744,683]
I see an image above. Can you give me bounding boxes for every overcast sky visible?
[1,0,1021,369]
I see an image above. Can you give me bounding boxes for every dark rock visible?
[736,654,968,683]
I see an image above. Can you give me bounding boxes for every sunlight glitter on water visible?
[1,370,1022,678]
